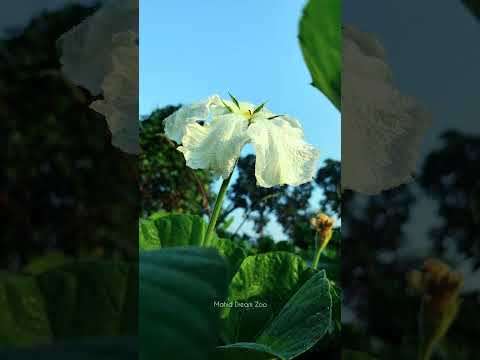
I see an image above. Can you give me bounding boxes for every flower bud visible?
[407,258,464,359]
[310,213,335,247]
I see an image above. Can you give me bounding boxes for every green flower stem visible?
[204,170,234,245]
[312,233,327,270]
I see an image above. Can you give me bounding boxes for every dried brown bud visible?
[310,213,335,240]
[408,258,464,317]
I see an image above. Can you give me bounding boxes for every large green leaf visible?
[257,270,332,357]
[299,0,341,109]
[140,247,229,360]
[142,213,209,248]
[220,252,311,344]
[139,218,161,250]
[217,270,333,360]
[139,213,247,275]
[22,251,70,274]
[0,261,137,347]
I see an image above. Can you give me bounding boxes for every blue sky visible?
[140,0,340,159]
[140,0,340,239]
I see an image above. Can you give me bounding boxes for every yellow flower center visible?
[241,109,253,120]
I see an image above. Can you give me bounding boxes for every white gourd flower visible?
[58,0,139,154]
[342,25,431,194]
[164,95,320,188]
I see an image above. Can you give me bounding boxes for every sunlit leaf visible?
[299,0,341,109]
[217,270,333,360]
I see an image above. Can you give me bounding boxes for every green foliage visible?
[221,252,311,343]
[139,213,247,275]
[140,213,209,248]
[21,251,70,275]
[138,213,339,358]
[140,247,229,360]
[315,159,341,216]
[140,106,213,217]
[217,270,333,360]
[0,260,137,346]
[299,0,341,109]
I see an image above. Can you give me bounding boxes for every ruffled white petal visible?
[164,95,222,143]
[247,117,320,187]
[90,31,139,154]
[342,25,431,194]
[58,0,138,95]
[178,114,250,179]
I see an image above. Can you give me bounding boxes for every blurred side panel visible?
[342,1,480,359]
[0,0,139,357]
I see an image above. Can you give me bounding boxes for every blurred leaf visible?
[22,251,70,275]
[0,261,137,346]
[299,0,341,109]
[140,247,229,360]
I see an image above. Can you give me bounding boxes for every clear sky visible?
[140,0,341,239]
[140,0,340,161]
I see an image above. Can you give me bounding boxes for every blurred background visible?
[342,1,480,359]
[0,0,138,271]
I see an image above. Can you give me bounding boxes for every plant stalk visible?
[204,170,234,245]
[312,233,326,270]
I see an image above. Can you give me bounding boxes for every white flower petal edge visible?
[164,95,222,143]
[58,0,139,154]
[90,31,139,154]
[247,117,320,188]
[58,0,138,95]
[178,114,250,179]
[342,25,431,194]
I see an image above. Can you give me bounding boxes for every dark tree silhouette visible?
[0,4,138,269]
[316,158,341,216]
[420,130,480,258]
[225,154,284,236]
